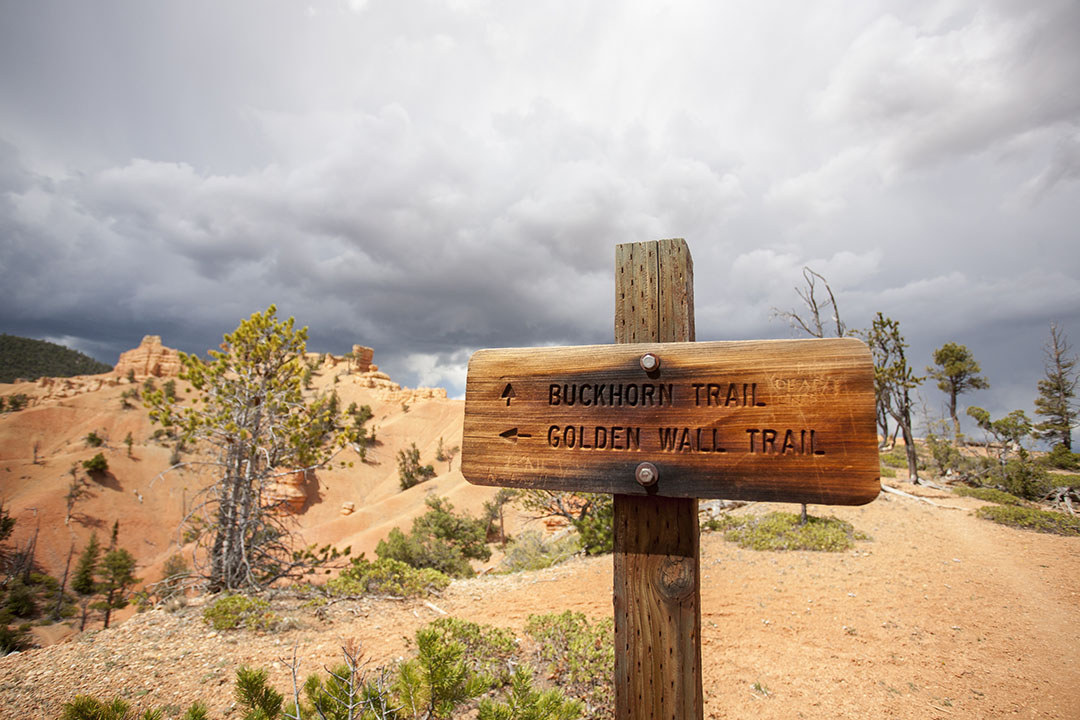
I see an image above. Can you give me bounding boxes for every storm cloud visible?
[1,0,1078,430]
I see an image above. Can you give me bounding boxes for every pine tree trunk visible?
[103,588,114,629]
[902,423,919,483]
[949,392,960,446]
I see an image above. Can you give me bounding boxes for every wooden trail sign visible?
[462,338,879,505]
[461,238,880,720]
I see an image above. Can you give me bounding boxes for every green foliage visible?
[478,666,583,720]
[146,306,362,591]
[966,406,1049,499]
[327,556,450,598]
[482,488,517,544]
[1033,323,1077,451]
[572,496,612,555]
[924,420,970,476]
[85,431,104,447]
[499,531,580,573]
[927,342,989,442]
[0,622,31,655]
[120,388,139,409]
[72,534,101,596]
[704,512,869,552]
[517,492,612,556]
[952,486,1024,505]
[5,578,37,617]
[202,594,282,632]
[1,393,29,412]
[397,443,436,490]
[376,496,491,577]
[59,615,593,720]
[396,626,489,720]
[296,641,396,720]
[235,666,284,720]
[427,616,518,685]
[181,704,210,720]
[0,502,14,545]
[975,505,1080,536]
[61,694,203,719]
[60,695,134,720]
[999,456,1051,500]
[0,333,112,383]
[879,447,908,468]
[434,437,459,473]
[82,452,108,474]
[343,402,375,461]
[524,612,613,718]
[95,548,139,628]
[860,314,923,480]
[1043,443,1080,470]
[162,379,177,401]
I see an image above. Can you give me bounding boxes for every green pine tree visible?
[927,342,989,445]
[72,533,101,631]
[146,306,361,591]
[1034,323,1078,451]
[94,548,139,629]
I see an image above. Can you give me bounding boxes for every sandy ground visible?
[1,480,1077,719]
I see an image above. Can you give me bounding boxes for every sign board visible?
[462,337,880,505]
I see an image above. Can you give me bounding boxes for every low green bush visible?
[327,556,450,598]
[879,447,908,468]
[201,594,282,631]
[427,616,518,685]
[704,511,869,552]
[61,615,591,720]
[479,665,583,720]
[499,531,579,573]
[975,505,1080,536]
[376,496,490,577]
[525,611,613,718]
[952,486,1024,505]
[999,456,1052,500]
[82,452,108,474]
[1042,443,1079,470]
[0,623,31,655]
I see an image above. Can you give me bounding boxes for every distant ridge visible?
[0,333,113,383]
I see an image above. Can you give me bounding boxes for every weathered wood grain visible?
[461,337,880,504]
[613,238,701,720]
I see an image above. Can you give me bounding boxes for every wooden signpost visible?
[461,238,880,719]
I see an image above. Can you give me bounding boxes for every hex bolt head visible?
[640,353,660,372]
[635,462,659,487]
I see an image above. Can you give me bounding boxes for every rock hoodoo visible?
[351,345,374,373]
[114,336,182,379]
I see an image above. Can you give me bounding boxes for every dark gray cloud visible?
[1,0,1078,436]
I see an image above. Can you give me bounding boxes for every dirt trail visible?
[1,481,1077,719]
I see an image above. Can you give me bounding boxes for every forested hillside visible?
[0,334,112,382]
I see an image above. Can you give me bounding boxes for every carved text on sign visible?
[462,338,880,504]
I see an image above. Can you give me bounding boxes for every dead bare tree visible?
[771,267,846,339]
[771,266,847,523]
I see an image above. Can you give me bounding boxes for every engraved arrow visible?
[500,383,516,406]
[499,427,532,443]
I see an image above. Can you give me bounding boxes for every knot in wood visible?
[656,555,694,600]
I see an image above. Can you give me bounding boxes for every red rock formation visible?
[267,469,308,513]
[351,345,374,373]
[114,336,182,379]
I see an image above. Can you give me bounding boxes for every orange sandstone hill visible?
[0,338,505,627]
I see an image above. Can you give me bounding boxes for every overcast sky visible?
[2,0,1078,433]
